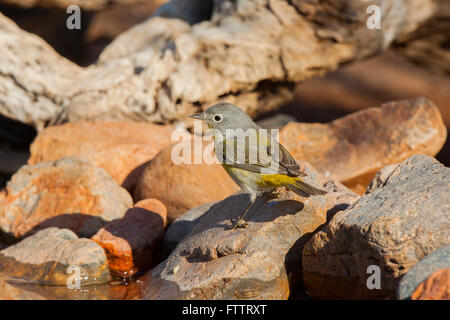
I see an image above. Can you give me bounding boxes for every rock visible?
[163,201,217,256]
[280,98,447,194]
[0,157,132,241]
[29,121,175,191]
[141,162,359,299]
[134,139,239,222]
[412,268,450,300]
[91,199,167,278]
[397,245,450,300]
[0,227,110,286]
[302,155,450,299]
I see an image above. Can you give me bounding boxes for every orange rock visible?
[412,268,450,300]
[91,198,167,278]
[29,121,175,191]
[134,139,239,222]
[0,157,132,240]
[280,97,446,194]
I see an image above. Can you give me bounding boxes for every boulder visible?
[134,139,239,222]
[412,268,450,300]
[163,201,216,256]
[302,155,450,299]
[280,97,447,194]
[397,245,450,300]
[28,121,175,191]
[0,227,110,286]
[0,157,132,241]
[91,199,167,278]
[141,162,359,299]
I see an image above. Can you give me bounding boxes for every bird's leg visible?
[232,193,257,229]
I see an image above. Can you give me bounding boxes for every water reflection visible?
[0,273,153,300]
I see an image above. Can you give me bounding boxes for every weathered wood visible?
[0,0,447,130]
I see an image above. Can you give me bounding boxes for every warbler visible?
[189,102,326,228]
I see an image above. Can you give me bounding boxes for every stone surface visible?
[302,155,450,299]
[28,121,175,191]
[134,139,239,222]
[0,227,110,286]
[411,268,450,300]
[397,245,450,300]
[141,162,359,299]
[91,199,167,278]
[280,97,447,194]
[163,201,216,256]
[0,157,132,241]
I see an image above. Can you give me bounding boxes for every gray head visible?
[189,102,258,133]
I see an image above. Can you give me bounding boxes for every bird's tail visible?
[284,177,327,197]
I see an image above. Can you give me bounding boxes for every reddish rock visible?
[134,139,239,222]
[29,121,175,191]
[0,157,132,240]
[412,268,450,300]
[91,199,167,278]
[280,97,446,194]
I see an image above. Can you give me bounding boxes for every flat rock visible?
[0,157,132,241]
[134,139,239,222]
[280,97,447,194]
[163,201,217,256]
[0,227,110,286]
[411,268,450,300]
[141,162,359,299]
[398,245,450,300]
[91,199,167,278]
[302,155,450,299]
[28,121,175,191]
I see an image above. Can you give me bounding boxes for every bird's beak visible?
[188,113,205,120]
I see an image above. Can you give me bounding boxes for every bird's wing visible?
[218,132,304,176]
[276,143,306,177]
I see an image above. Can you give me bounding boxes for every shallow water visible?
[0,273,153,300]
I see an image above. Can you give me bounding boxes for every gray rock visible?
[303,154,450,299]
[397,245,450,300]
[142,162,359,299]
[0,227,111,286]
[163,202,217,256]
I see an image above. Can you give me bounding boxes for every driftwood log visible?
[0,0,448,130]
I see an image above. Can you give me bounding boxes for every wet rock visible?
[280,97,447,194]
[0,228,110,286]
[411,268,450,300]
[91,199,167,278]
[141,162,359,299]
[302,155,450,299]
[29,121,175,191]
[0,157,132,241]
[134,139,239,222]
[163,201,216,256]
[398,245,450,300]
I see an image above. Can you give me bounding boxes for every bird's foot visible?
[262,190,280,201]
[231,218,248,229]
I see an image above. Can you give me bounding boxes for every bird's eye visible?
[213,114,223,122]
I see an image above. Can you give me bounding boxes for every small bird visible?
[189,102,326,228]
